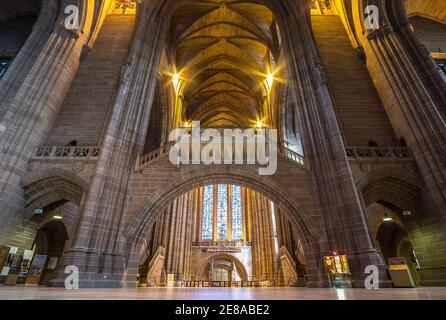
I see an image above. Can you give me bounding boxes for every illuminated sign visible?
[324,255,350,274]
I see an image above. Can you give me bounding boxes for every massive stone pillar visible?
[52,1,171,287]
[271,0,390,287]
[0,0,92,247]
[247,190,279,282]
[359,0,446,284]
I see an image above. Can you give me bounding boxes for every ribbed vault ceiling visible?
[168,0,282,127]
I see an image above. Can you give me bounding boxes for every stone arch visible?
[126,168,320,246]
[22,168,88,219]
[34,219,69,254]
[357,167,422,214]
[196,253,249,281]
[123,166,325,287]
[404,0,446,24]
[32,219,70,285]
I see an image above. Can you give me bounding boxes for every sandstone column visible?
[363,22,446,284]
[273,0,390,287]
[0,0,92,247]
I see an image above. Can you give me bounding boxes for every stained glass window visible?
[0,58,11,79]
[202,184,244,242]
[202,185,214,240]
[438,61,446,77]
[217,184,228,240]
[231,185,242,240]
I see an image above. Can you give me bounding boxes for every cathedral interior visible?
[0,0,446,296]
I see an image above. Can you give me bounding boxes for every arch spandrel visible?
[125,163,322,247]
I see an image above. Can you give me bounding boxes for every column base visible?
[347,248,393,288]
[49,248,128,288]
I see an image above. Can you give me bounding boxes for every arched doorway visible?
[358,168,422,286]
[32,220,68,285]
[197,254,249,283]
[22,168,86,286]
[375,212,420,286]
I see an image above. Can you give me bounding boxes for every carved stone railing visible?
[135,143,173,171]
[192,240,252,247]
[346,146,413,162]
[278,145,308,168]
[32,146,101,160]
[135,142,308,171]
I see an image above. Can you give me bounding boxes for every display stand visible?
[25,254,48,285]
[388,257,416,288]
[0,246,19,286]
[323,253,352,288]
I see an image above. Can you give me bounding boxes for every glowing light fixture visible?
[383,213,393,222]
[53,215,63,220]
[184,121,191,128]
[172,73,181,92]
[255,120,263,128]
[266,73,274,88]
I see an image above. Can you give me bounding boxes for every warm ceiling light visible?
[383,213,393,222]
[172,73,181,92]
[266,73,274,88]
[255,120,263,128]
[53,215,63,220]
[184,121,191,128]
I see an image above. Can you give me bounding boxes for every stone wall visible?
[46,15,135,146]
[311,15,399,146]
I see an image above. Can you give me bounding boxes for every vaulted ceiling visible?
[167,0,282,127]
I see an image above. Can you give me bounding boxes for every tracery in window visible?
[201,184,244,241]
[231,185,242,240]
[217,184,228,240]
[202,185,214,240]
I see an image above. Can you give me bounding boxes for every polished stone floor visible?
[0,287,446,300]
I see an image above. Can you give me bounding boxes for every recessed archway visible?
[126,169,319,245]
[196,253,249,282]
[124,167,325,288]
[32,219,69,286]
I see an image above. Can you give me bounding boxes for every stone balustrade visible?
[135,143,173,171]
[192,240,252,247]
[345,146,413,161]
[135,142,308,171]
[32,146,101,160]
